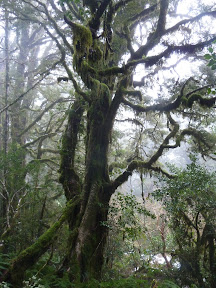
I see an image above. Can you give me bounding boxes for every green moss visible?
[7,198,80,286]
[175,136,181,147]
[187,94,202,108]
[81,61,95,86]
[13,200,76,259]
[183,94,215,108]
[99,66,124,75]
[87,80,111,125]
[72,24,93,83]
[181,96,187,106]
[89,42,103,63]
[73,23,93,57]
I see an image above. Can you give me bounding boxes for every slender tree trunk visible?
[205,224,216,288]
[1,8,10,238]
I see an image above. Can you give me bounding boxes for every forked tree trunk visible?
[60,90,115,282]
[57,19,120,281]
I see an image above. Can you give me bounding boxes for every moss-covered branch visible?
[110,113,179,190]
[122,93,182,112]
[122,80,215,112]
[59,98,84,200]
[184,94,216,108]
[2,197,80,287]
[110,159,175,192]
[115,117,143,126]
[62,60,91,102]
[163,128,216,153]
[130,32,216,62]
[147,113,179,166]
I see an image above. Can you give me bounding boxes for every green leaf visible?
[207,87,211,94]
[211,64,216,70]
[208,59,215,66]
[208,47,213,53]
[204,54,211,60]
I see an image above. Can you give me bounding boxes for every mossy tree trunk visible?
[59,35,119,279]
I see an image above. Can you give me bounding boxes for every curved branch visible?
[131,23,216,61]
[133,56,187,87]
[115,117,143,126]
[129,35,216,65]
[19,98,70,137]
[164,128,216,151]
[165,10,216,35]
[122,93,182,112]
[59,98,84,200]
[110,113,179,190]
[28,158,59,167]
[110,160,175,192]
[147,113,179,166]
[35,0,73,51]
[185,93,216,108]
[62,60,91,102]
[122,78,215,113]
[0,73,48,115]
[129,4,158,30]
[22,132,56,149]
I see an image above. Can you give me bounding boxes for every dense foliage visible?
[154,157,216,287]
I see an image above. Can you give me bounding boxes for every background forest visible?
[0,0,216,287]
